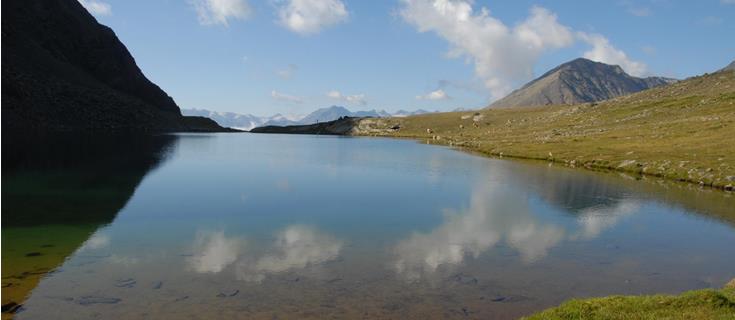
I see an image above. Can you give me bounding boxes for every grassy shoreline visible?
[364,132,734,192]
[353,71,735,191]
[522,280,735,319]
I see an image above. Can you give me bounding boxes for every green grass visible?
[355,71,735,189]
[523,282,735,320]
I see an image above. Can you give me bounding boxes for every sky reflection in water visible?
[8,133,735,319]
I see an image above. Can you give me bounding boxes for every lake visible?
[3,133,735,319]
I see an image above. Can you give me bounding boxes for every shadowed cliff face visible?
[1,0,225,132]
[1,134,177,317]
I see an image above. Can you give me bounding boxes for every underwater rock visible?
[217,289,240,298]
[451,273,478,285]
[77,296,121,305]
[115,278,136,288]
[152,281,163,289]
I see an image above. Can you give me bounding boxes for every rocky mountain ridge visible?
[489,58,677,108]
[2,0,227,132]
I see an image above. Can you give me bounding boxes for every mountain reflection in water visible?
[1,133,177,316]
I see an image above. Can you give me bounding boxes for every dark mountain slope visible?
[1,0,226,132]
[489,58,676,108]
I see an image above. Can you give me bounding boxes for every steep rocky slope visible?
[1,0,226,132]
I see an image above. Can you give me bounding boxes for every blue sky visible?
[81,0,734,116]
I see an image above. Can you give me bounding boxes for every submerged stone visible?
[152,281,163,289]
[217,289,240,297]
[77,296,121,305]
[115,278,136,288]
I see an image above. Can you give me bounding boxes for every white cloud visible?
[721,0,735,4]
[78,0,112,16]
[271,90,304,103]
[416,89,450,100]
[191,0,251,26]
[276,64,299,79]
[578,32,648,76]
[400,1,650,99]
[187,231,243,273]
[399,1,574,99]
[276,0,349,35]
[326,90,367,105]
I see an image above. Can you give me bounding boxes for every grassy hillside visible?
[357,71,735,189]
[523,280,735,320]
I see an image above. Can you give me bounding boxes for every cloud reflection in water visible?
[391,181,639,280]
[185,226,343,283]
[392,184,565,280]
[187,231,243,273]
[572,200,640,240]
[79,232,111,251]
[236,225,343,282]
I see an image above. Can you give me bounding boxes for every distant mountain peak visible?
[489,58,677,108]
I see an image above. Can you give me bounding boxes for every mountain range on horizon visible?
[488,58,678,109]
[182,106,433,131]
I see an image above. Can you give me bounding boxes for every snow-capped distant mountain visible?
[392,109,432,117]
[181,109,302,130]
[295,106,390,125]
[181,109,262,130]
[182,106,434,130]
[262,113,305,127]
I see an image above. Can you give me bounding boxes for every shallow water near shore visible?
[3,133,735,319]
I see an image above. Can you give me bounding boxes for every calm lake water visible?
[3,133,735,319]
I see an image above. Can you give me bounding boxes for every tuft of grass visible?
[523,285,735,320]
[356,71,735,189]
